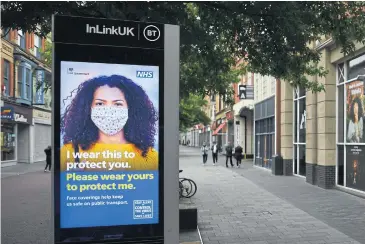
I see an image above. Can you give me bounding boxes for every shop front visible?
[254,96,275,169]
[337,52,365,193]
[293,87,306,177]
[32,108,51,162]
[212,118,227,149]
[1,102,32,166]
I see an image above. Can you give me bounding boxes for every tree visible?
[3,2,365,95]
[40,34,52,68]
[179,95,211,132]
[2,2,365,128]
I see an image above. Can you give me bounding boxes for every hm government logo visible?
[136,71,153,78]
[67,67,89,76]
[86,24,135,36]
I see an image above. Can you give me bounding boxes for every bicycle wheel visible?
[179,181,184,198]
[179,178,193,198]
[180,178,197,198]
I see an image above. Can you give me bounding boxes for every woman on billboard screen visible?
[60,75,158,171]
[347,97,364,143]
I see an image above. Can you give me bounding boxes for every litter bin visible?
[271,154,283,175]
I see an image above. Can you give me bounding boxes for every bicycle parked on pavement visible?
[179,170,197,199]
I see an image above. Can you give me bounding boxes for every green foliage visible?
[4,2,365,95]
[3,1,365,127]
[179,95,211,132]
[40,35,52,68]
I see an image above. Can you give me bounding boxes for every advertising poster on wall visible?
[59,61,159,228]
[346,79,365,143]
[346,145,365,191]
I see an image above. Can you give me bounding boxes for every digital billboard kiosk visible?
[52,15,179,244]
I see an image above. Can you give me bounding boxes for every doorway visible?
[17,124,30,163]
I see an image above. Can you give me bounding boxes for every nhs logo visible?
[136,71,153,78]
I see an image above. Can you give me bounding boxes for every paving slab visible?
[1,161,46,178]
[179,146,361,244]
[230,161,365,244]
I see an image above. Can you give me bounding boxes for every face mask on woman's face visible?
[91,106,129,136]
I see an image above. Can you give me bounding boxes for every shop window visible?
[299,98,306,143]
[263,119,267,133]
[271,131,275,156]
[1,123,16,161]
[337,54,365,191]
[348,54,365,80]
[293,86,306,176]
[294,100,298,143]
[3,60,10,96]
[337,85,344,143]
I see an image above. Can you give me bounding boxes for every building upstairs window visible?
[34,35,42,58]
[17,30,26,49]
[2,60,10,96]
[16,62,32,101]
[2,28,10,41]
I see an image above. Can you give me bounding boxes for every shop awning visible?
[212,122,226,136]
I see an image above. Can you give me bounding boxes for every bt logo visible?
[143,25,160,42]
[136,71,153,78]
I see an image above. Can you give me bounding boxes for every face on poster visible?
[346,79,365,143]
[346,145,365,191]
[59,61,159,228]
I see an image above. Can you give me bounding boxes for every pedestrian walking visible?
[201,142,209,165]
[234,144,243,167]
[225,141,234,168]
[211,141,219,165]
[44,145,52,172]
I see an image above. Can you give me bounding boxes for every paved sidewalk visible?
[179,146,360,244]
[231,161,365,244]
[1,162,46,179]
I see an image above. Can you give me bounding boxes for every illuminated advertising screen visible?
[346,79,365,143]
[60,61,159,228]
[53,15,167,243]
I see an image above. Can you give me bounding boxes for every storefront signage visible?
[14,113,28,123]
[2,41,13,57]
[346,145,365,191]
[53,15,179,243]
[34,70,45,105]
[1,103,32,124]
[1,107,14,120]
[238,85,254,100]
[33,109,51,125]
